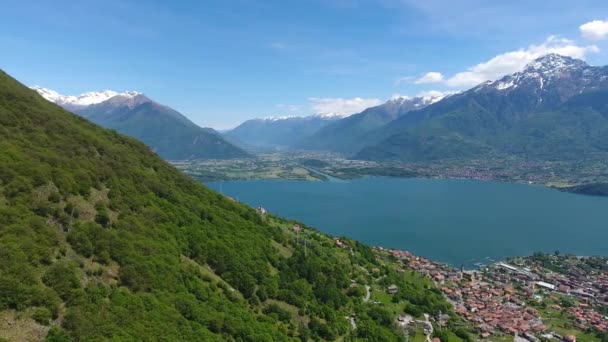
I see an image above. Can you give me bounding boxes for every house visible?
[536,281,556,291]
[563,335,576,342]
[335,239,346,248]
[292,225,302,233]
[256,206,267,215]
[388,285,399,294]
[462,271,480,282]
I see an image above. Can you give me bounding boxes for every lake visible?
[206,178,608,268]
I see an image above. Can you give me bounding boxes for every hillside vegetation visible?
[0,70,461,341]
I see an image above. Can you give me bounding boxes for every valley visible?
[5,2,608,341]
[174,151,608,197]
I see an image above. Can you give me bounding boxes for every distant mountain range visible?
[226,54,608,165]
[225,114,340,149]
[33,87,250,160]
[34,53,608,165]
[296,94,447,153]
[355,54,608,161]
[224,94,446,152]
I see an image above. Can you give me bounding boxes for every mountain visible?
[1,69,457,341]
[30,86,140,112]
[355,54,608,161]
[33,87,250,160]
[225,114,340,149]
[297,94,447,153]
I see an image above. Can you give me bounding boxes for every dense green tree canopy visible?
[0,70,459,341]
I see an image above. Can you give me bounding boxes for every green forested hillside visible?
[0,70,459,341]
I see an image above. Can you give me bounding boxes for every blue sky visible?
[2,0,608,128]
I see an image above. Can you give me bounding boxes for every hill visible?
[298,95,446,153]
[34,87,250,160]
[0,70,459,341]
[225,115,339,150]
[355,54,608,162]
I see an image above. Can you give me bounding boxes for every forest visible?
[0,69,469,341]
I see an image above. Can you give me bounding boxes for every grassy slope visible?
[0,70,458,341]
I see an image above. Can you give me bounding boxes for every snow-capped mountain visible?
[313,112,350,119]
[226,114,340,149]
[31,86,250,160]
[31,86,141,111]
[388,93,448,108]
[296,94,446,153]
[474,53,608,104]
[355,54,608,162]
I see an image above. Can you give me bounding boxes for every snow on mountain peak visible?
[261,115,298,121]
[31,86,141,108]
[389,93,447,107]
[524,54,587,73]
[313,112,348,119]
[258,112,346,121]
[487,54,589,91]
[420,93,447,104]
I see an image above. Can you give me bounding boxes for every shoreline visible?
[202,172,608,199]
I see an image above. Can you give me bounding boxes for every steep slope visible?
[298,95,446,153]
[225,115,339,149]
[34,87,250,160]
[1,70,455,341]
[356,54,608,161]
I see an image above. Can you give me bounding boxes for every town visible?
[380,248,608,342]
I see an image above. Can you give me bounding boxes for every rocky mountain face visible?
[354,54,608,161]
[33,87,250,160]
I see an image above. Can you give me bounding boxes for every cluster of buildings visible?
[485,258,608,333]
[450,281,546,337]
[568,307,607,332]
[380,247,608,339]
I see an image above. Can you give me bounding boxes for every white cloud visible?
[580,20,608,41]
[390,93,411,100]
[416,90,450,99]
[394,90,453,99]
[308,97,382,116]
[394,76,414,85]
[424,36,599,88]
[275,104,304,113]
[415,72,444,84]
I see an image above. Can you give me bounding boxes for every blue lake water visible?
[206,178,608,268]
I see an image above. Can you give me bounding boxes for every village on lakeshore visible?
[377,247,608,342]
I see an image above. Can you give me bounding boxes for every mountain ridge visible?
[226,114,340,149]
[354,54,608,162]
[297,94,448,153]
[33,87,250,160]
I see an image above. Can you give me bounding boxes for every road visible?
[349,316,357,330]
[424,314,433,342]
[363,285,371,302]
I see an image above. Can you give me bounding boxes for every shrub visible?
[32,307,52,325]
